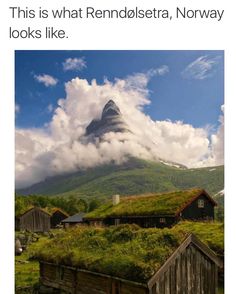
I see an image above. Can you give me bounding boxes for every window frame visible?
[159,217,166,223]
[198,199,205,208]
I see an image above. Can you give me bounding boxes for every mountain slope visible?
[17,158,224,200]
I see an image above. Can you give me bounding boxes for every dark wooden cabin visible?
[84,188,217,228]
[39,234,222,294]
[50,209,69,228]
[16,207,51,232]
[61,212,85,228]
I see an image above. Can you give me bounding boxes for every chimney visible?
[112,194,120,205]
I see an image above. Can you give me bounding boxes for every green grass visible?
[85,188,206,218]
[18,158,224,199]
[15,237,49,289]
[32,222,223,283]
[32,225,185,282]
[172,221,224,256]
[15,254,39,289]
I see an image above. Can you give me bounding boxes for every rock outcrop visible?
[85,100,130,138]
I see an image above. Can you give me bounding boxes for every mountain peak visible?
[85,99,129,137]
[102,100,121,119]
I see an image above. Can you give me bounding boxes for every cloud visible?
[125,66,169,93]
[47,104,54,113]
[200,105,224,167]
[34,74,58,87]
[15,72,224,189]
[182,56,220,80]
[62,57,87,71]
[15,104,20,114]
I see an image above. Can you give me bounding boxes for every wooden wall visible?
[19,208,50,232]
[40,262,148,294]
[102,216,176,228]
[51,211,67,228]
[182,194,215,221]
[150,244,218,294]
[40,248,218,294]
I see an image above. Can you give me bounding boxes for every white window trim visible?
[198,199,205,208]
[159,217,166,223]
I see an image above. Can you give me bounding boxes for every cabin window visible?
[114,218,120,226]
[198,199,205,208]
[159,218,166,223]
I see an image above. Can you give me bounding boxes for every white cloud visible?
[15,72,224,189]
[47,104,54,113]
[62,57,86,71]
[182,56,220,80]
[124,66,169,96]
[15,104,20,114]
[34,74,58,87]
[200,105,224,167]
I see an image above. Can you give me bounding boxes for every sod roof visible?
[16,206,70,218]
[33,222,223,283]
[45,207,69,217]
[16,206,51,218]
[85,188,215,219]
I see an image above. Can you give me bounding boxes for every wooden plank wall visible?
[152,244,218,294]
[20,209,50,232]
[40,247,218,294]
[40,262,148,294]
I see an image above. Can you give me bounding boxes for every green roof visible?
[85,188,213,219]
[16,206,68,218]
[16,206,52,218]
[33,222,223,282]
[34,224,186,282]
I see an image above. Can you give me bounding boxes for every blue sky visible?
[15,50,224,130]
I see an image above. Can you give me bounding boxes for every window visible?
[159,218,166,223]
[198,199,205,208]
[114,218,120,226]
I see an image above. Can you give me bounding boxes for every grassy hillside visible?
[18,158,224,201]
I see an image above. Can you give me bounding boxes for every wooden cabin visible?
[39,234,222,294]
[61,212,85,228]
[15,207,51,232]
[50,208,69,228]
[84,189,217,228]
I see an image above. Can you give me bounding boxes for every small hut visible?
[84,188,217,228]
[61,212,85,228]
[39,232,222,294]
[16,207,51,232]
[50,208,69,228]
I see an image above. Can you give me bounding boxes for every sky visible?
[15,50,224,129]
[15,50,224,188]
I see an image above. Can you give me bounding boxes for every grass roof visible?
[44,207,69,217]
[31,221,223,282]
[85,188,209,218]
[32,224,186,282]
[16,206,68,218]
[15,205,35,218]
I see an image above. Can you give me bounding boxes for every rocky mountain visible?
[85,100,130,138]
[17,100,224,214]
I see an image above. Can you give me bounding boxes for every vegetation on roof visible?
[173,221,224,256]
[85,188,207,218]
[15,195,90,217]
[31,224,185,282]
[31,221,223,282]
